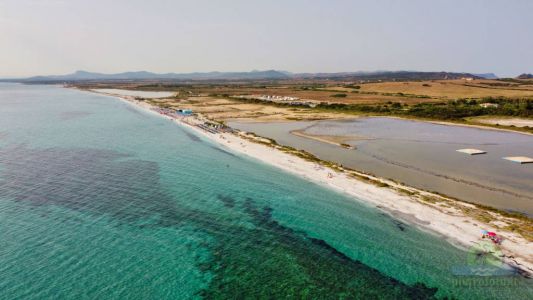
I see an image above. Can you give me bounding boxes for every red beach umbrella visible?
[488,232,496,237]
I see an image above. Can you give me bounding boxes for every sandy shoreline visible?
[86,89,533,277]
[471,117,533,128]
[383,115,533,136]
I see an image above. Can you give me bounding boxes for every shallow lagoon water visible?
[229,118,533,216]
[0,84,531,299]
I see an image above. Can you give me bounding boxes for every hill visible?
[22,70,290,82]
[5,70,485,83]
[517,73,533,79]
[472,73,498,79]
[294,71,483,81]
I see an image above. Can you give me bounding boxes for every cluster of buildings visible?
[234,94,318,107]
[256,95,299,102]
[151,106,233,134]
[196,121,234,134]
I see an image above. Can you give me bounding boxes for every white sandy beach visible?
[90,89,533,277]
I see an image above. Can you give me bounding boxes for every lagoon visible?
[229,118,533,216]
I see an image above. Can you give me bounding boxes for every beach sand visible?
[473,117,533,129]
[89,89,533,277]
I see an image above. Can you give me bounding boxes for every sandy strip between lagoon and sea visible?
[87,89,533,277]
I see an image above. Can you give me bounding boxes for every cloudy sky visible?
[1,0,531,77]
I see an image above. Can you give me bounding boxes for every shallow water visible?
[93,88,175,98]
[1,83,531,299]
[229,118,533,215]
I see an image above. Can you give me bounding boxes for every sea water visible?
[0,83,531,299]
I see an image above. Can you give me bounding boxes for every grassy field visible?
[75,78,533,132]
[355,79,533,99]
[78,78,533,104]
[145,96,354,122]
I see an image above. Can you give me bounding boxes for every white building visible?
[480,103,499,108]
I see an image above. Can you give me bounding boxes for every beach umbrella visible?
[481,230,488,234]
[488,232,496,237]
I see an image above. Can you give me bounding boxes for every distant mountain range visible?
[22,70,290,81]
[2,70,500,82]
[472,73,498,79]
[517,73,533,79]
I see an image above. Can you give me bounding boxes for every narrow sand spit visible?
[87,89,533,277]
[475,117,533,128]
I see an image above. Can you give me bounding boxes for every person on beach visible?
[482,230,503,245]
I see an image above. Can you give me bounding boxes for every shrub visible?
[330,93,347,98]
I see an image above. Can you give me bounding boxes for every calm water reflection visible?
[229,117,533,215]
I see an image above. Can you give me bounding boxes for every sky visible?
[0,0,532,78]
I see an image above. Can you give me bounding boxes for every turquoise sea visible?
[0,83,531,299]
